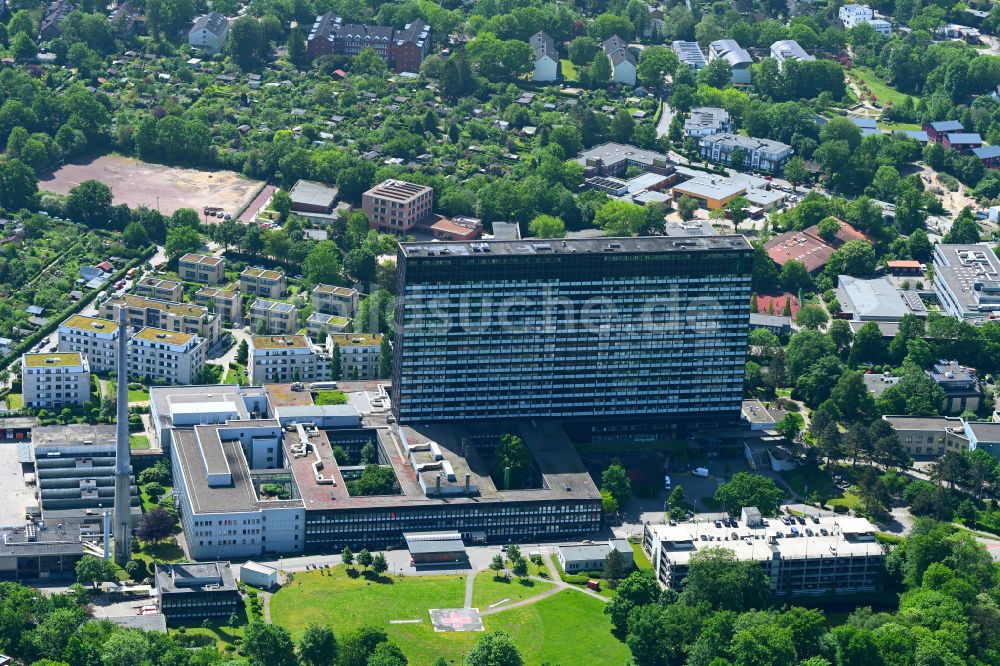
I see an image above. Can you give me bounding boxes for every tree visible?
[342,546,354,569]
[784,156,809,188]
[610,110,634,143]
[340,626,390,666]
[490,553,505,578]
[528,214,566,238]
[776,412,804,441]
[370,552,389,577]
[165,226,201,259]
[11,33,36,63]
[679,547,769,611]
[377,337,392,379]
[848,321,887,367]
[714,472,785,516]
[75,555,116,589]
[677,195,699,221]
[828,240,877,277]
[601,490,619,515]
[271,189,292,222]
[287,27,308,68]
[298,625,337,666]
[0,158,38,209]
[830,370,875,418]
[367,641,407,666]
[603,549,626,585]
[944,207,982,244]
[243,622,297,666]
[66,179,113,228]
[135,506,174,543]
[228,16,266,68]
[726,196,750,231]
[568,36,599,65]
[510,555,528,579]
[604,571,660,633]
[636,45,678,91]
[357,548,373,572]
[590,51,612,87]
[492,433,532,489]
[465,631,523,666]
[122,222,149,249]
[601,463,631,506]
[305,241,343,284]
[236,339,249,365]
[795,303,829,330]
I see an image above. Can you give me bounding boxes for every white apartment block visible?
[311,284,359,318]
[328,333,383,379]
[248,335,332,385]
[21,352,91,408]
[250,299,298,335]
[100,295,222,345]
[130,327,208,386]
[839,4,873,28]
[179,254,226,285]
[58,315,119,374]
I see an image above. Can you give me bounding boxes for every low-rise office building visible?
[965,421,1000,460]
[57,315,119,373]
[770,40,815,65]
[306,312,351,341]
[698,133,793,173]
[155,562,241,622]
[557,539,633,573]
[240,267,287,299]
[683,107,732,138]
[328,333,382,379]
[178,254,225,285]
[671,176,747,210]
[250,299,298,335]
[100,295,222,345]
[708,39,752,84]
[643,512,883,596]
[883,415,968,457]
[837,275,926,321]
[932,244,1000,323]
[130,327,208,386]
[21,353,90,408]
[135,277,183,301]
[248,335,331,385]
[574,142,674,178]
[194,286,241,323]
[928,361,983,415]
[288,180,338,215]
[311,284,359,318]
[0,523,84,582]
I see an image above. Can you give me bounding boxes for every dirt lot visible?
[40,155,264,217]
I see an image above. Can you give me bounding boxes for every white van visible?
[692,467,709,478]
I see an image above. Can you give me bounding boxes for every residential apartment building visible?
[195,286,241,323]
[928,361,983,415]
[306,312,351,341]
[328,333,383,379]
[698,133,793,173]
[130,327,207,385]
[603,35,637,85]
[39,0,73,40]
[683,107,732,138]
[135,277,183,302]
[250,299,298,335]
[155,562,241,623]
[643,514,883,596]
[306,13,430,72]
[362,179,434,233]
[100,295,222,345]
[708,39,752,84]
[839,4,891,34]
[932,244,1000,323]
[57,315,119,373]
[178,254,225,285]
[311,284,359,318]
[671,40,707,71]
[248,335,331,385]
[21,353,91,408]
[240,267,287,298]
[188,11,228,54]
[530,31,558,81]
[883,415,968,457]
[770,40,815,65]
[391,236,753,438]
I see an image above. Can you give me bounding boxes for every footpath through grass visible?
[851,67,912,106]
[270,566,627,665]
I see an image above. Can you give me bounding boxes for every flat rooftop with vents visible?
[398,235,751,258]
[60,315,118,334]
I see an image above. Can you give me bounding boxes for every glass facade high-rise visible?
[391,236,753,436]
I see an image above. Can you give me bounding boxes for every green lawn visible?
[631,542,653,573]
[560,59,578,82]
[851,67,912,106]
[486,590,629,665]
[128,388,150,403]
[271,567,626,664]
[314,390,348,406]
[5,393,23,410]
[471,571,554,609]
[828,490,863,512]
[223,364,249,385]
[784,465,834,499]
[129,434,150,450]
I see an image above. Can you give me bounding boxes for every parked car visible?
[692,467,709,478]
